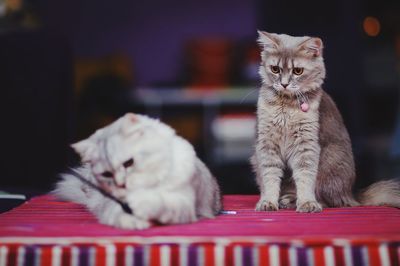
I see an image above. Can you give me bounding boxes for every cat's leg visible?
[289,143,322,213]
[316,145,359,207]
[252,146,285,211]
[126,189,197,225]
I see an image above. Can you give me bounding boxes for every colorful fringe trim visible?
[1,239,400,266]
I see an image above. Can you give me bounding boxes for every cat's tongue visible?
[300,102,309,112]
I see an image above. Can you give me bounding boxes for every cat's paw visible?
[126,192,162,221]
[115,213,151,230]
[279,194,296,209]
[255,199,279,211]
[296,201,322,213]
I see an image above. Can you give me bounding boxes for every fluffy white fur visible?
[54,113,221,229]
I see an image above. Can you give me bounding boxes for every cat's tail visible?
[53,167,94,205]
[357,179,400,208]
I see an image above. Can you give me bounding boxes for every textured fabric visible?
[0,195,400,265]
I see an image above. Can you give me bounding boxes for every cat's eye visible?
[123,158,134,168]
[293,67,304,75]
[270,65,280,74]
[102,171,113,178]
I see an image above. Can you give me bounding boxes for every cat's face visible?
[72,113,174,198]
[258,31,326,96]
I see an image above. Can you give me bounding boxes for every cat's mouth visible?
[99,182,128,199]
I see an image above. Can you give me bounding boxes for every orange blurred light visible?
[363,16,381,37]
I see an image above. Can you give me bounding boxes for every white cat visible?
[54,113,222,229]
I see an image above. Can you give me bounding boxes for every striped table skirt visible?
[1,195,400,266]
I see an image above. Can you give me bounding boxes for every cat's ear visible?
[257,30,280,52]
[71,139,97,162]
[121,113,141,136]
[298,37,323,57]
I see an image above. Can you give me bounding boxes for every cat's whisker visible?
[296,91,304,104]
[240,89,258,104]
[295,91,302,107]
[299,91,308,104]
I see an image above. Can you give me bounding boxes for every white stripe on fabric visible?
[125,246,134,266]
[289,246,298,266]
[17,246,25,266]
[361,246,370,266]
[34,247,41,266]
[323,246,335,266]
[306,248,315,266]
[160,245,171,266]
[0,246,8,266]
[379,244,390,266]
[51,246,62,266]
[197,246,205,266]
[179,244,188,266]
[252,246,259,266]
[269,245,279,266]
[105,244,116,266]
[143,245,150,266]
[89,247,96,266]
[214,244,225,266]
[71,247,79,266]
[344,245,353,266]
[233,246,242,266]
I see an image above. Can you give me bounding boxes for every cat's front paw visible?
[256,199,279,211]
[115,213,151,230]
[296,201,322,213]
[126,192,162,221]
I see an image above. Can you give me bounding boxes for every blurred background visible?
[0,0,400,198]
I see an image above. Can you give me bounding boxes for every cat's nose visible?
[281,83,288,88]
[115,182,126,189]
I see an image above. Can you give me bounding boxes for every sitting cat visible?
[54,113,221,229]
[251,31,400,212]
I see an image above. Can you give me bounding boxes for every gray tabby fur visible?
[252,31,400,212]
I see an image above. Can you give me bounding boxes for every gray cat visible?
[251,31,400,212]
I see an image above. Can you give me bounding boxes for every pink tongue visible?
[300,102,309,112]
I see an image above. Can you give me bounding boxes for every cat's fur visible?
[54,113,221,229]
[251,31,400,212]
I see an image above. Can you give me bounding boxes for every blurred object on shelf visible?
[132,87,258,162]
[131,86,258,194]
[164,115,203,145]
[0,0,40,31]
[211,114,256,163]
[133,87,258,109]
[241,42,260,86]
[74,54,135,138]
[184,38,233,89]
[0,190,26,213]
[74,54,134,95]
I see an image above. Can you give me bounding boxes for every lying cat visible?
[251,31,400,212]
[54,113,221,229]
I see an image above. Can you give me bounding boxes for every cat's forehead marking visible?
[269,54,295,70]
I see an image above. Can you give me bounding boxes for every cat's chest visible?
[257,103,319,137]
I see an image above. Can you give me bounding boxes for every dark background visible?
[1,0,399,197]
